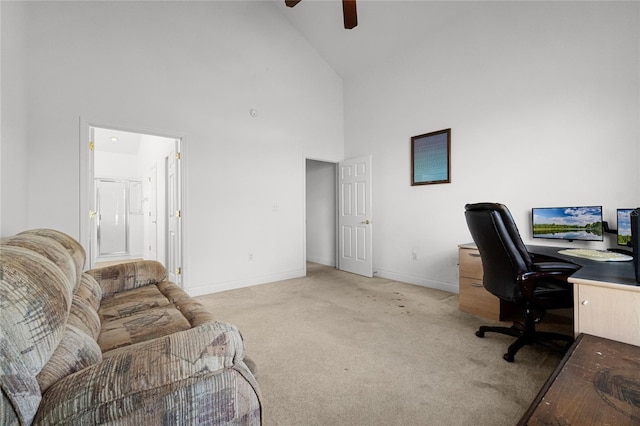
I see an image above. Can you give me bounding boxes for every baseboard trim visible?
[306,255,336,267]
[375,268,459,294]
[186,269,305,297]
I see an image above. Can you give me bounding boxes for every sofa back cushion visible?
[36,324,102,392]
[0,246,74,425]
[1,234,78,293]
[18,229,86,287]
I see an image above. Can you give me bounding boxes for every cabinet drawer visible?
[458,277,500,321]
[459,248,483,280]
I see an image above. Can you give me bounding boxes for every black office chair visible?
[464,202,580,362]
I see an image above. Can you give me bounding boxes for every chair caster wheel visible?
[476,330,485,338]
[503,353,515,362]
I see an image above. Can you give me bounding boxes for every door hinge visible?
[176,267,182,275]
[176,152,181,160]
[89,141,95,151]
[176,210,181,218]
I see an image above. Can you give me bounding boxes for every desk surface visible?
[527,244,638,287]
[519,333,640,425]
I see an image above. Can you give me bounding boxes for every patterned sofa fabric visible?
[0,230,262,425]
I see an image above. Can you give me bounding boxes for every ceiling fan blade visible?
[342,0,357,29]
[285,0,302,7]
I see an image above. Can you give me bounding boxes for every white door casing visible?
[88,126,96,268]
[167,141,182,286]
[338,156,373,277]
[80,123,185,280]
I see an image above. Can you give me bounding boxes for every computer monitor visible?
[531,206,604,242]
[617,208,634,247]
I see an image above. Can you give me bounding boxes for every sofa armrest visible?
[33,321,262,425]
[87,260,167,296]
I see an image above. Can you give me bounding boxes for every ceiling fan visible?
[285,0,358,30]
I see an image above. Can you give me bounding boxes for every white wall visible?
[0,1,29,236]
[95,152,139,180]
[344,2,640,293]
[8,1,344,294]
[306,159,336,266]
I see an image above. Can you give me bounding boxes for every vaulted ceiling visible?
[273,1,469,78]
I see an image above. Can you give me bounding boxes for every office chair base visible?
[476,325,573,363]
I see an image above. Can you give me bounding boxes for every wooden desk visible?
[519,333,640,425]
[459,243,640,346]
[528,245,640,346]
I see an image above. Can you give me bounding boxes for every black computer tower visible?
[631,208,640,282]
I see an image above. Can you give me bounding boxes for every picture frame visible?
[411,128,451,186]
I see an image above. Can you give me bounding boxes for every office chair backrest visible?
[465,203,533,303]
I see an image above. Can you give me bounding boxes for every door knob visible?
[361,220,370,225]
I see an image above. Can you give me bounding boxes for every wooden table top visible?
[520,333,640,425]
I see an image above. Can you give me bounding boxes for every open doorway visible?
[305,159,337,268]
[89,127,183,286]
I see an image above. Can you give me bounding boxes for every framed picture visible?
[411,128,451,186]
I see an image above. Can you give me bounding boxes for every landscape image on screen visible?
[618,209,633,246]
[532,206,603,241]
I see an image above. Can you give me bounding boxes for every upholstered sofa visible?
[0,229,261,425]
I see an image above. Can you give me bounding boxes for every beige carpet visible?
[197,262,570,425]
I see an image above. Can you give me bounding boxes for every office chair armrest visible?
[533,262,581,274]
[518,270,570,301]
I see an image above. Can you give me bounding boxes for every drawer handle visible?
[470,282,484,288]
[469,253,482,257]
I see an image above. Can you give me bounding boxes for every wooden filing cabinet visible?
[458,244,514,321]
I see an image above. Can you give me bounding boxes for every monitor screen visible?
[532,206,603,242]
[618,208,634,246]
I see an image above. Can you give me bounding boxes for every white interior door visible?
[167,141,182,286]
[338,155,373,277]
[144,164,158,261]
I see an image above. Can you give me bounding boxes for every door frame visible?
[303,156,339,276]
[79,118,186,286]
[302,154,373,277]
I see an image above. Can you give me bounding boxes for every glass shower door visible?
[97,179,128,256]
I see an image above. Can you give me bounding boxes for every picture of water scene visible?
[532,206,603,241]
[618,209,633,246]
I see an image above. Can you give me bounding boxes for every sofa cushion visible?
[33,322,259,425]
[76,273,103,310]
[0,246,73,425]
[1,235,78,294]
[36,325,102,392]
[18,229,85,287]
[157,281,217,326]
[99,284,171,321]
[98,305,192,352]
[88,261,166,296]
[68,295,101,340]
